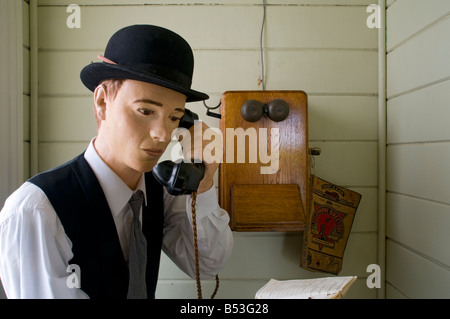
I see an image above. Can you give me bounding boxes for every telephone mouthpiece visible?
[152,160,205,196]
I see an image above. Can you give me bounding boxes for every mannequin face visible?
[94,79,186,188]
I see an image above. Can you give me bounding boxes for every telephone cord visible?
[191,191,220,299]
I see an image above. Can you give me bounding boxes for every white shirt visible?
[0,140,233,299]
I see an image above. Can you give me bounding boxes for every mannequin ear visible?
[93,84,108,121]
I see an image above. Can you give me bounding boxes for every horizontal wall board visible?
[341,232,378,277]
[37,50,260,95]
[38,142,89,172]
[308,141,378,187]
[350,187,378,232]
[195,50,378,94]
[159,232,377,280]
[387,0,450,51]
[265,50,378,93]
[156,279,267,299]
[387,80,450,144]
[38,6,261,51]
[37,96,218,142]
[39,0,263,4]
[387,193,450,267]
[266,6,377,50]
[263,0,377,3]
[39,5,375,50]
[38,50,378,96]
[155,277,376,299]
[309,96,378,141]
[192,50,261,93]
[386,240,450,299]
[387,143,450,205]
[38,97,96,142]
[38,51,101,96]
[385,282,408,299]
[38,0,380,7]
[38,94,378,143]
[387,16,450,98]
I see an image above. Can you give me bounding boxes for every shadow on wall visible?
[0,279,6,299]
[281,232,303,263]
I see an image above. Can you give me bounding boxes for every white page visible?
[255,276,357,299]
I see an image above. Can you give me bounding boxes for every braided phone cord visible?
[191,191,220,299]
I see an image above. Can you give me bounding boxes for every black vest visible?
[29,154,164,299]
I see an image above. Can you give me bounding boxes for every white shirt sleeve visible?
[162,187,233,280]
[0,182,89,299]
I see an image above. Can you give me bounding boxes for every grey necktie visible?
[127,190,147,299]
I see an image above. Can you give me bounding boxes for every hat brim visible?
[80,62,209,103]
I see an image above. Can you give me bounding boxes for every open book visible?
[255,276,357,299]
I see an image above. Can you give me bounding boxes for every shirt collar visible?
[84,138,147,217]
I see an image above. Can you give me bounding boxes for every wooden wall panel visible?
[387,0,450,51]
[386,240,450,299]
[35,0,379,299]
[387,143,450,205]
[386,0,450,298]
[387,193,450,267]
[387,17,450,98]
[387,80,450,144]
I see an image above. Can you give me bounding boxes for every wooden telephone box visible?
[219,91,309,231]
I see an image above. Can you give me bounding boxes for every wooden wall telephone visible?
[219,91,309,232]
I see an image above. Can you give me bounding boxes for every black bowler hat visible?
[80,25,208,102]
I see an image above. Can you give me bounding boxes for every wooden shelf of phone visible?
[218,90,308,232]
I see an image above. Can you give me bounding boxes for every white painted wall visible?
[0,0,26,206]
[385,0,450,298]
[0,0,385,299]
[0,0,30,300]
[33,0,379,299]
[1,0,443,300]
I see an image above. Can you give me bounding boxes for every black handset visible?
[152,109,206,196]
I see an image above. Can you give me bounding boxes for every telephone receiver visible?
[152,109,219,299]
[152,109,206,196]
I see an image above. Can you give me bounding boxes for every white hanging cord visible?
[260,0,267,90]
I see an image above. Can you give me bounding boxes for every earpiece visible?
[241,99,290,122]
